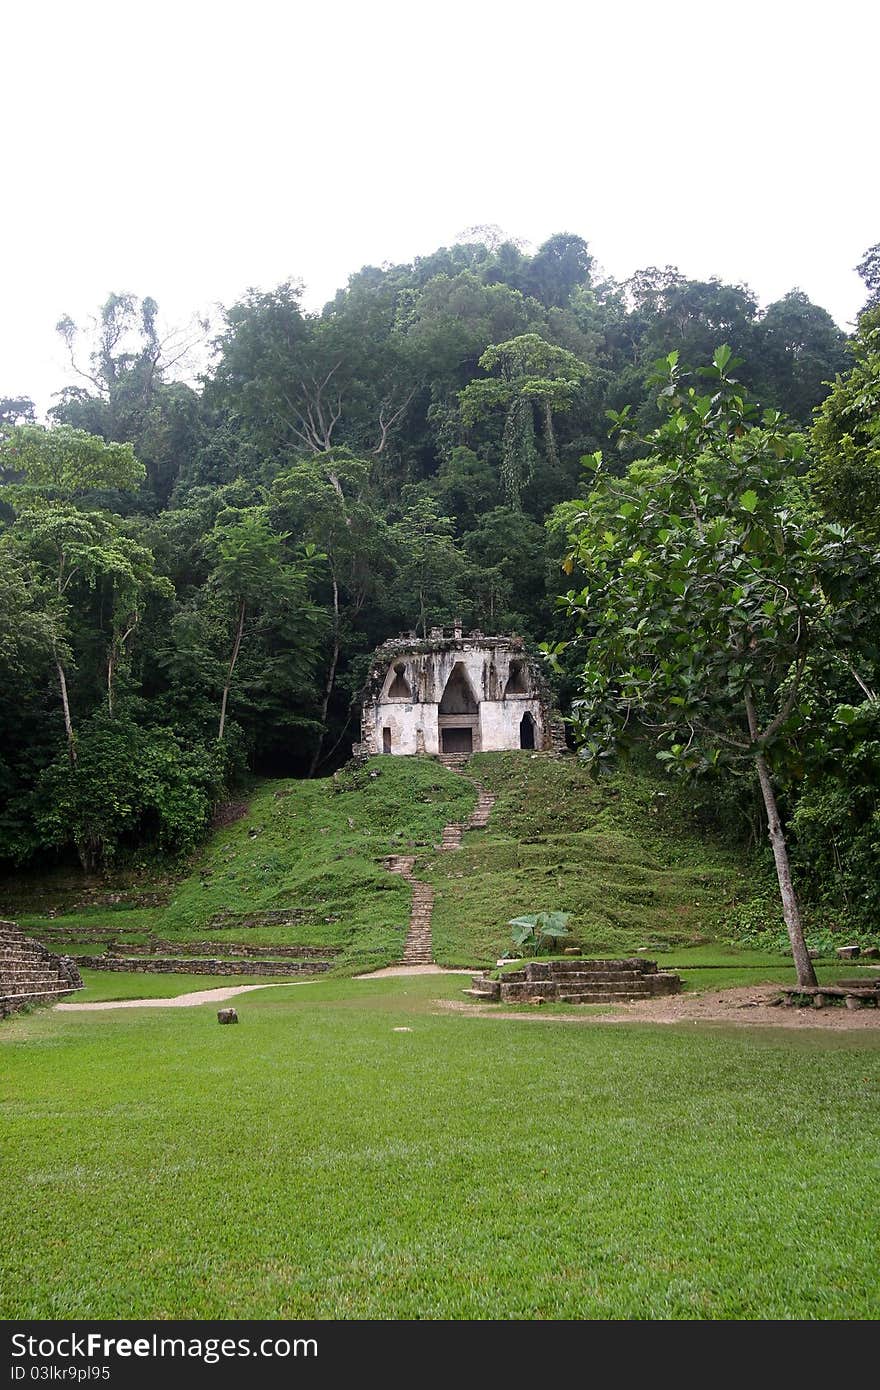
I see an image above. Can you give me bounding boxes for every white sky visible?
[2,0,878,412]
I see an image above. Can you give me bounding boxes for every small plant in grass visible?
[508,911,571,956]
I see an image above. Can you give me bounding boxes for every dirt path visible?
[440,983,880,1031]
[356,964,472,978]
[383,758,495,966]
[55,981,313,1012]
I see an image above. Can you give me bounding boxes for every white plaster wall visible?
[479,697,543,751]
[368,702,439,755]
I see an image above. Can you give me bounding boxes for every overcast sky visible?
[3,0,877,412]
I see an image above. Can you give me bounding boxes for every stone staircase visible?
[385,758,496,965]
[0,920,84,1018]
[467,957,682,1004]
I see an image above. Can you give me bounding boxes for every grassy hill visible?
[6,753,750,973]
[427,753,746,963]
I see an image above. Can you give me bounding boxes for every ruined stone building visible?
[357,626,562,757]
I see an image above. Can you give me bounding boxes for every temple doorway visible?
[441,727,474,754]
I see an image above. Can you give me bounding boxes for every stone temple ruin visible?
[356,626,564,757]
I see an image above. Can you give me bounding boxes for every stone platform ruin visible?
[468,957,682,1005]
[0,920,84,1018]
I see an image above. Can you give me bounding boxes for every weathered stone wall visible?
[106,940,338,959]
[76,956,331,977]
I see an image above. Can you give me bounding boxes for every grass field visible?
[2,971,878,1320]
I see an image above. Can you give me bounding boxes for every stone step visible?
[526,969,650,983]
[0,973,68,988]
[0,964,63,977]
[1,987,76,1000]
[556,990,653,1002]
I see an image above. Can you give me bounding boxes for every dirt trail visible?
[55,981,313,1012]
[440,983,880,1030]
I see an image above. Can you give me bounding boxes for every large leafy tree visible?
[754,290,849,426]
[388,488,470,637]
[204,507,323,743]
[0,425,147,763]
[52,294,205,508]
[553,348,879,986]
[460,334,589,507]
[271,452,395,773]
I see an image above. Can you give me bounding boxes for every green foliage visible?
[508,909,571,954]
[556,349,877,780]
[0,424,145,502]
[460,333,589,508]
[0,235,874,901]
[552,347,880,982]
[789,700,880,931]
[32,716,228,870]
[810,307,880,538]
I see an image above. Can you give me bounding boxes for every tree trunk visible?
[739,686,817,989]
[107,618,137,718]
[753,754,817,987]
[308,575,340,777]
[543,399,559,468]
[745,692,816,987]
[107,649,115,718]
[54,644,77,767]
[218,597,246,741]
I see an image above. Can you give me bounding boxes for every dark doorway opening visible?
[519,712,536,750]
[441,727,474,754]
[382,727,392,754]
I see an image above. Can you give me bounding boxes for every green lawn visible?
[2,973,878,1319]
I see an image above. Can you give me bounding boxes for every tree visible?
[205,507,322,742]
[553,347,879,986]
[52,294,207,507]
[208,281,415,477]
[271,452,394,773]
[388,489,470,637]
[0,425,147,764]
[810,307,880,538]
[754,290,849,425]
[856,243,880,317]
[524,234,594,309]
[459,334,589,507]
